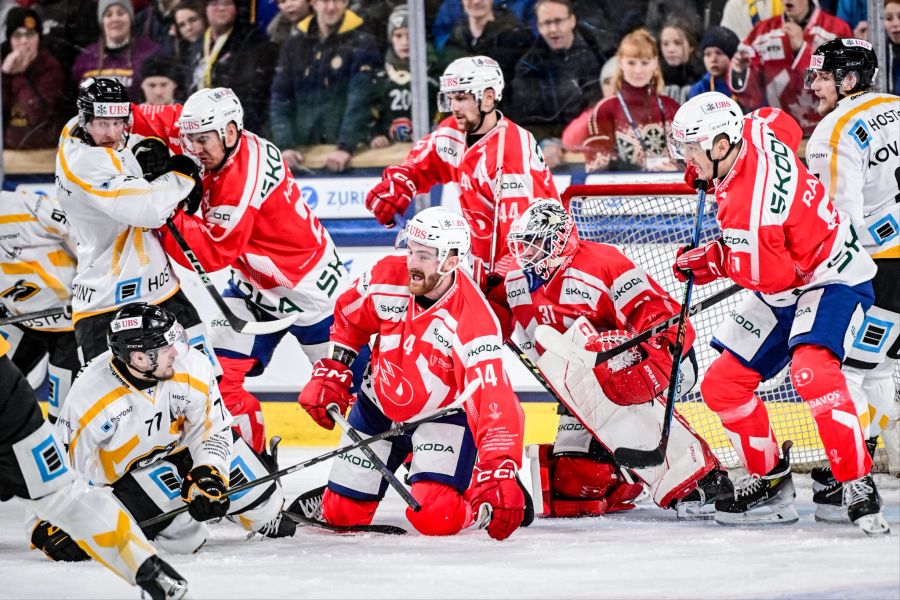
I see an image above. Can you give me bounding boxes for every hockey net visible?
[562,178,897,472]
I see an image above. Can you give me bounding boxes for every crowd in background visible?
[2,0,899,173]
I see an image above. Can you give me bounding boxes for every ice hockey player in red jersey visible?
[365,56,558,284]
[138,88,364,455]
[668,92,887,534]
[298,207,527,540]
[492,200,722,519]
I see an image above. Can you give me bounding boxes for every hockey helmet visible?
[77,77,132,129]
[397,207,471,275]
[178,87,244,153]
[107,302,187,373]
[804,38,878,94]
[438,56,504,112]
[668,92,743,160]
[507,200,576,279]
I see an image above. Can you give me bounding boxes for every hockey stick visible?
[611,183,711,469]
[164,219,297,335]
[138,378,481,529]
[486,118,509,287]
[285,485,408,535]
[327,403,422,512]
[505,339,567,404]
[534,282,743,369]
[0,305,71,326]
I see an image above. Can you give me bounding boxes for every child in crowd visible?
[659,17,703,104]
[687,26,741,102]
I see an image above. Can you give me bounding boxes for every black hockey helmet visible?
[107,303,186,374]
[77,77,132,129]
[804,38,878,95]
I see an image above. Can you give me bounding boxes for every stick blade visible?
[235,314,298,335]
[534,325,596,368]
[613,444,666,469]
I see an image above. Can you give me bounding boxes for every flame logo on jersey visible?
[374,358,415,407]
[1,279,40,302]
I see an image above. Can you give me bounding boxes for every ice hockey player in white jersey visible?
[0,335,190,600]
[805,38,900,523]
[55,77,206,364]
[0,190,79,422]
[45,302,295,559]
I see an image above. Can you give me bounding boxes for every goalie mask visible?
[107,302,188,379]
[508,200,577,279]
[804,38,878,95]
[396,207,471,276]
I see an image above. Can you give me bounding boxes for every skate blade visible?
[676,502,716,521]
[813,504,849,524]
[714,505,800,527]
[855,513,891,536]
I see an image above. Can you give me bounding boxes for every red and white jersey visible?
[331,256,524,466]
[397,114,558,269]
[733,8,852,135]
[135,111,347,324]
[713,108,876,304]
[494,241,694,361]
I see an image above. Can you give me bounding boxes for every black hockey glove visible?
[166,154,204,216]
[181,465,230,521]
[31,520,90,562]
[132,137,170,181]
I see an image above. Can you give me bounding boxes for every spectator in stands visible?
[560,54,616,149]
[135,0,180,53]
[34,0,100,72]
[267,0,310,46]
[1,7,66,149]
[836,0,867,38]
[509,0,603,140]
[686,25,739,101]
[641,0,703,39]
[351,0,407,52]
[174,0,208,48]
[139,54,180,104]
[583,28,679,173]
[190,0,278,134]
[71,0,160,101]
[720,0,782,40]
[729,0,851,135]
[431,0,535,51]
[439,0,533,85]
[269,0,381,172]
[888,0,900,95]
[658,16,703,104]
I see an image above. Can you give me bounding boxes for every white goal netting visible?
[563,178,897,472]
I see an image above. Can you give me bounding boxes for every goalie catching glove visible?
[672,239,727,285]
[467,459,525,541]
[586,330,672,406]
[365,166,416,227]
[298,358,353,430]
[181,465,229,521]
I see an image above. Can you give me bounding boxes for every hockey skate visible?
[812,437,879,524]
[844,475,890,536]
[254,511,297,539]
[674,469,723,520]
[714,441,799,526]
[136,555,190,600]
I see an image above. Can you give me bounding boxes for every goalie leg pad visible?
[321,488,379,527]
[791,344,871,482]
[406,480,471,536]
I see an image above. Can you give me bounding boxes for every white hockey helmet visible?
[438,56,504,112]
[398,207,471,275]
[668,92,743,160]
[507,200,576,278]
[178,87,244,152]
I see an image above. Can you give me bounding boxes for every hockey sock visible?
[791,345,871,482]
[406,481,471,536]
[218,355,266,453]
[321,489,379,527]
[701,351,778,475]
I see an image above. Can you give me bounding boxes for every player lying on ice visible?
[297,207,529,540]
[668,92,889,534]
[34,302,296,564]
[489,200,724,519]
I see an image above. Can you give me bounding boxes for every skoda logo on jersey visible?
[300,186,318,209]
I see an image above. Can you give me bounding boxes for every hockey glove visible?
[181,465,230,521]
[592,339,672,406]
[672,239,727,285]
[298,358,354,430]
[469,458,525,541]
[682,163,709,192]
[132,136,170,180]
[166,154,204,215]
[365,166,416,227]
[31,520,90,562]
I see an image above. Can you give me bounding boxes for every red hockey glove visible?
[298,358,353,430]
[469,458,525,541]
[592,340,672,406]
[672,239,726,285]
[682,163,709,192]
[181,465,230,521]
[365,166,416,227]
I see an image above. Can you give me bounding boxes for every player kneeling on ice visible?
[297,208,528,540]
[491,200,723,519]
[668,92,888,534]
[40,302,295,560]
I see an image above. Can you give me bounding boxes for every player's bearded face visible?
[406,244,443,295]
[449,93,480,132]
[86,117,126,148]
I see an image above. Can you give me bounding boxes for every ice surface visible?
[2,448,898,600]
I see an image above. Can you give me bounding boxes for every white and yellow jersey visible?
[0,190,76,331]
[55,116,195,323]
[806,92,900,260]
[55,346,232,485]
